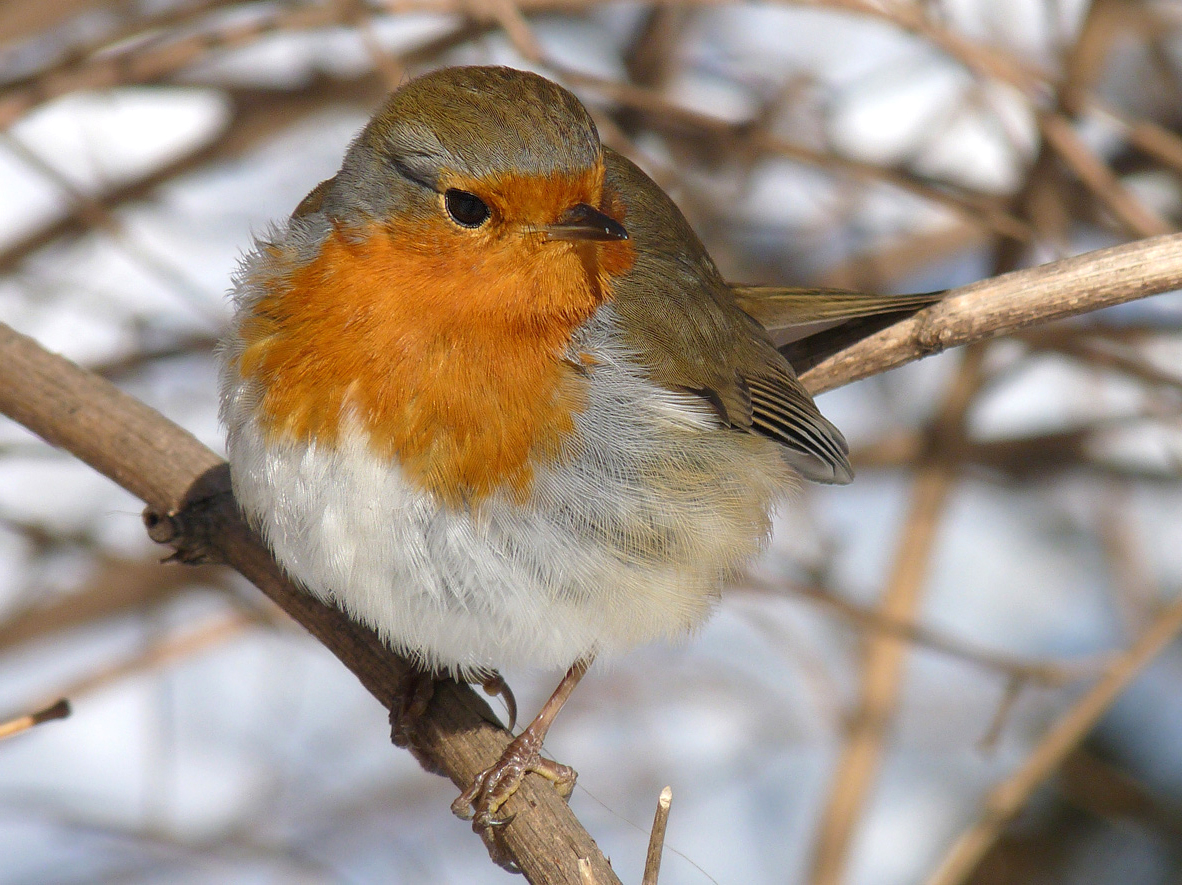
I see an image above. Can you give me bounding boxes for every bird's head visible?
[305,66,633,329]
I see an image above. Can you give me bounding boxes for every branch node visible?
[143,464,237,565]
[143,508,178,545]
[914,309,953,357]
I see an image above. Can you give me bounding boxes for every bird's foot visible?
[389,667,437,747]
[388,668,443,774]
[450,660,590,869]
[451,728,577,829]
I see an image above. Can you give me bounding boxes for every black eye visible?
[444,189,490,228]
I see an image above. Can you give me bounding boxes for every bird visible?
[218,64,938,842]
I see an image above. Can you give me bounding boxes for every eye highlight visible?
[444,189,491,228]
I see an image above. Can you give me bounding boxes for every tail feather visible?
[731,285,943,332]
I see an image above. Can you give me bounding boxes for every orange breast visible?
[234,213,633,505]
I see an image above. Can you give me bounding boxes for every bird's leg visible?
[452,657,592,828]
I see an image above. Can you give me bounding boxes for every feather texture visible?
[603,149,854,484]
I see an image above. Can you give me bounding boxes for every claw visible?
[479,670,518,731]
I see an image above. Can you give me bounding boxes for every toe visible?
[389,668,437,748]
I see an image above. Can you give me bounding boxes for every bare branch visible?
[0,698,70,741]
[0,322,621,885]
[1039,113,1173,238]
[642,786,673,885]
[745,579,1109,688]
[926,589,1182,885]
[808,346,986,884]
[0,555,230,653]
[802,232,1182,395]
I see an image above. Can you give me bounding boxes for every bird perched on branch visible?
[219,64,937,853]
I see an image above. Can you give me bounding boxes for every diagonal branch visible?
[0,322,621,885]
[808,345,986,885]
[925,589,1182,885]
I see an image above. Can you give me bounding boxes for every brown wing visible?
[603,149,853,485]
[745,370,852,484]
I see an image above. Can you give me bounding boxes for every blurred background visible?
[2,0,1182,882]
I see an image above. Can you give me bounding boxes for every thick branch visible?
[0,323,620,885]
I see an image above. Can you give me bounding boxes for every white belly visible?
[219,307,794,675]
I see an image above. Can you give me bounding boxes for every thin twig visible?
[926,587,1182,885]
[1039,113,1173,238]
[1097,492,1162,637]
[1,132,221,319]
[556,68,1033,242]
[44,614,253,702]
[1024,332,1182,394]
[801,232,1182,395]
[808,346,986,885]
[0,699,70,741]
[0,2,348,128]
[975,676,1024,754]
[748,579,1108,687]
[0,556,230,653]
[642,786,673,885]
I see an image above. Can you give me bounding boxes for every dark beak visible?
[545,203,629,242]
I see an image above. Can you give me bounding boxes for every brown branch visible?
[0,2,351,128]
[0,322,620,885]
[0,0,107,46]
[925,588,1182,885]
[39,613,254,702]
[555,68,1033,243]
[0,698,70,741]
[0,555,230,653]
[1023,332,1182,394]
[812,0,1045,97]
[850,415,1182,484]
[816,223,987,292]
[5,12,1032,245]
[745,578,1107,688]
[0,0,241,74]
[0,80,372,271]
[0,31,481,272]
[641,786,673,885]
[1097,494,1162,637]
[808,345,986,885]
[801,232,1182,395]
[1039,113,1173,238]
[1061,749,1182,839]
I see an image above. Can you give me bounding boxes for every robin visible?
[218,65,937,840]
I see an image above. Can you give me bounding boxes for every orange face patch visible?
[236,166,635,505]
